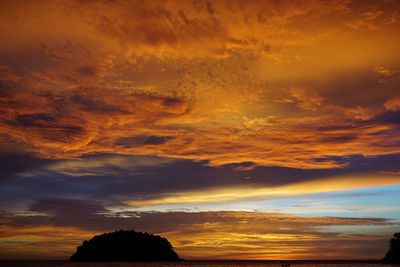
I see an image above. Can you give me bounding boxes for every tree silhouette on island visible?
[382,231,400,264]
[70,230,181,262]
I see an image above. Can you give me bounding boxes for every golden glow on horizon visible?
[0,225,97,260]
[125,173,400,207]
[0,212,396,260]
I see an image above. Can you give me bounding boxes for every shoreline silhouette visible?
[69,230,181,262]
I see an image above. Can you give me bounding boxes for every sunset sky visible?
[1,0,400,260]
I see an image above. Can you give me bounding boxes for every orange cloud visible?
[384,97,400,111]
[1,0,400,169]
[291,87,324,112]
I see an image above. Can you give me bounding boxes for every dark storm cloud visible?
[0,152,54,184]
[30,197,106,217]
[375,110,400,125]
[315,153,400,172]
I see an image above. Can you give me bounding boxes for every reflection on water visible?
[0,261,393,267]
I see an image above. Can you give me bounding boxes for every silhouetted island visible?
[69,230,181,262]
[382,231,400,264]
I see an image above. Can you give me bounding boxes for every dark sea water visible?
[0,261,395,267]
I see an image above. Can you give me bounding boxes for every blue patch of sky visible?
[135,185,400,221]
